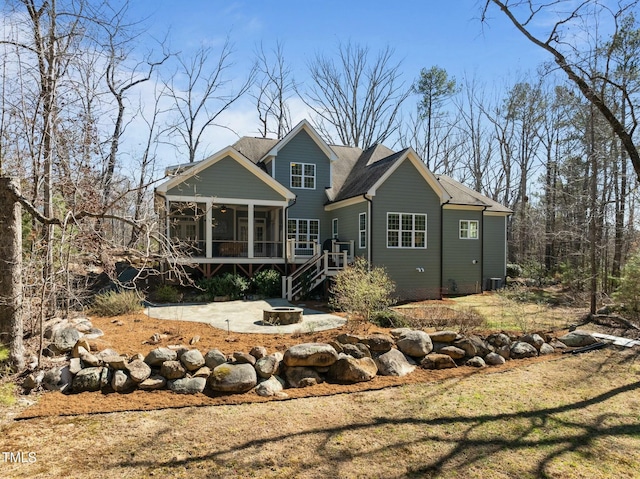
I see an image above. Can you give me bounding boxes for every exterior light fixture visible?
[220,205,227,213]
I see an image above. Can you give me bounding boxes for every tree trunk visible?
[0,177,25,371]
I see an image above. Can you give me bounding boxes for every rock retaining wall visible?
[25,318,598,398]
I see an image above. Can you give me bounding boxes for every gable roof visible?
[437,175,512,213]
[331,145,449,204]
[261,119,338,163]
[156,145,295,200]
[158,120,511,214]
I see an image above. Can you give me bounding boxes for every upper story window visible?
[387,213,427,248]
[290,162,316,189]
[459,220,479,239]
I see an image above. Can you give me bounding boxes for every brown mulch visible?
[18,305,564,420]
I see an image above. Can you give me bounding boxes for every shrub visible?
[371,309,408,328]
[395,305,486,333]
[506,263,523,278]
[198,273,249,300]
[153,284,181,303]
[330,257,395,321]
[92,290,142,316]
[252,269,282,298]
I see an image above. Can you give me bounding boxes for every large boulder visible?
[73,367,109,392]
[160,360,187,380]
[396,330,433,358]
[421,353,457,370]
[510,341,538,359]
[362,333,394,353]
[336,333,365,345]
[520,333,545,351]
[453,338,477,358]
[168,377,206,394]
[439,345,466,360]
[283,343,338,367]
[249,346,268,360]
[428,331,458,343]
[126,359,152,383]
[539,343,555,355]
[284,366,323,388]
[374,348,416,377]
[255,355,280,379]
[486,333,511,348]
[467,335,491,357]
[466,356,486,368]
[485,352,506,366]
[52,327,81,353]
[327,355,378,384]
[209,363,257,393]
[233,351,256,365]
[341,343,371,359]
[144,347,177,367]
[138,374,167,390]
[558,330,598,347]
[42,366,73,392]
[111,370,136,393]
[255,376,287,397]
[180,349,205,372]
[204,349,227,369]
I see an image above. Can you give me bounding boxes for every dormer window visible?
[290,162,316,189]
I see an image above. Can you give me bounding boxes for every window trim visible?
[358,212,366,249]
[290,162,316,190]
[287,218,320,251]
[332,218,338,239]
[386,212,427,249]
[459,219,479,240]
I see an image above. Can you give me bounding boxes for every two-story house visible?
[155,120,512,300]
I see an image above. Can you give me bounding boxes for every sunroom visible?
[163,199,287,263]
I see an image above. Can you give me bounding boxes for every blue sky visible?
[127,1,551,163]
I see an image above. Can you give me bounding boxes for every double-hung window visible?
[358,212,366,249]
[387,213,427,248]
[459,220,479,239]
[290,162,316,189]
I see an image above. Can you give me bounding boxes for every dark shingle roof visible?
[184,132,511,213]
[231,137,278,163]
[437,175,512,213]
[332,145,407,202]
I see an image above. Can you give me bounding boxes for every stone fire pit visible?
[263,306,303,325]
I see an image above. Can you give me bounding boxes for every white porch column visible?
[248,203,254,259]
[205,199,212,258]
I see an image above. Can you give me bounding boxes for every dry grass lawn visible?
[1,290,639,478]
[1,348,639,478]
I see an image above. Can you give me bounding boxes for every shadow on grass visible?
[112,373,640,478]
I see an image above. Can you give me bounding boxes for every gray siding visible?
[372,160,442,300]
[274,129,332,241]
[483,215,507,287]
[329,201,368,259]
[442,209,483,294]
[167,156,284,201]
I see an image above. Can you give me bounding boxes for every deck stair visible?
[282,249,350,301]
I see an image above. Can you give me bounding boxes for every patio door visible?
[239,218,266,256]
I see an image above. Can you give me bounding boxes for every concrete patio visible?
[145,298,346,334]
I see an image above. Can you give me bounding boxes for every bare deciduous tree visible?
[482,0,640,181]
[164,40,255,163]
[252,41,294,139]
[302,41,410,149]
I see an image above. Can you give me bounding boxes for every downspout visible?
[363,194,373,269]
[439,198,450,299]
[284,196,297,272]
[480,206,487,292]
